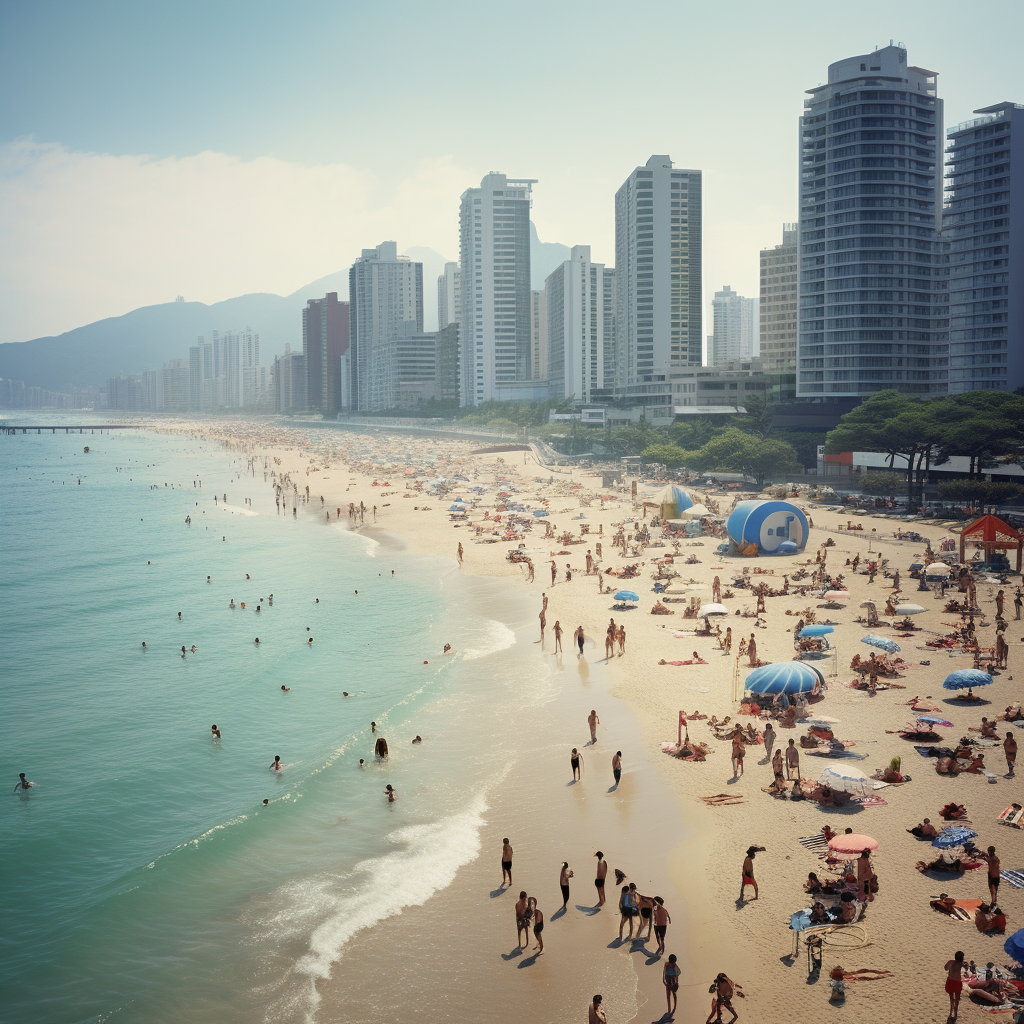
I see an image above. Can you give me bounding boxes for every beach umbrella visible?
[744,662,822,696]
[614,590,640,603]
[828,833,879,854]
[943,669,994,691]
[799,625,834,637]
[447,503,464,512]
[931,826,978,849]
[817,764,883,797]
[824,590,850,600]
[925,564,950,577]
[861,635,901,653]
[532,509,549,517]
[895,603,926,615]
[701,602,729,616]
[1005,928,1024,966]
[916,715,954,728]
[909,563,924,571]
[789,909,813,933]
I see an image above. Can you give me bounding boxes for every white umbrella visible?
[924,564,950,577]
[895,603,926,615]
[700,602,729,616]
[824,590,850,600]
[818,765,886,798]
[681,504,710,518]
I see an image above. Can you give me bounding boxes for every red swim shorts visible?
[945,978,963,994]
[742,876,756,886]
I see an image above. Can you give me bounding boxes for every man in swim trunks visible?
[575,625,585,657]
[612,751,622,786]
[588,709,599,744]
[978,846,1001,905]
[559,863,573,909]
[529,897,544,951]
[707,973,740,1024]
[589,995,607,1024]
[501,838,514,887]
[653,897,672,954]
[570,748,583,781]
[514,891,530,948]
[740,848,758,900]
[553,620,562,654]
[944,950,964,1018]
[594,851,607,904]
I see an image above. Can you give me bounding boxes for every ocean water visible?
[0,426,546,1024]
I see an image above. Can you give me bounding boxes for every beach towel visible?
[804,749,868,760]
[797,834,830,853]
[852,796,887,807]
[999,869,1024,889]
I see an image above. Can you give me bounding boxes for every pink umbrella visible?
[827,833,879,854]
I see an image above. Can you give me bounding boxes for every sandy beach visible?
[158,417,1023,1024]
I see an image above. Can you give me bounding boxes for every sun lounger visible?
[997,805,1023,828]
[999,869,1024,889]
[797,834,830,854]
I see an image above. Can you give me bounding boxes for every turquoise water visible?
[0,427,531,1024]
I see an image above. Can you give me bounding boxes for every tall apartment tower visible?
[760,224,799,373]
[545,246,617,402]
[709,286,755,365]
[273,344,307,413]
[614,156,702,387]
[944,102,1023,393]
[303,292,351,413]
[241,330,261,408]
[349,241,423,412]
[531,290,548,383]
[437,262,461,329]
[458,172,536,405]
[797,45,947,399]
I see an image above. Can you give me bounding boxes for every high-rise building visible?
[188,345,202,411]
[396,322,438,408]
[162,359,189,413]
[545,246,617,402]
[437,262,461,330]
[220,331,242,408]
[797,45,948,398]
[760,224,799,373]
[241,330,262,408]
[531,290,547,383]
[614,156,702,388]
[273,344,307,413]
[944,102,1023,393]
[349,241,423,412]
[458,172,536,405]
[303,292,351,413]
[436,323,460,404]
[709,285,756,366]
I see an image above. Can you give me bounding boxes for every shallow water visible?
[0,428,548,1024]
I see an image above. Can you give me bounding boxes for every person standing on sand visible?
[595,852,608,904]
[457,542,463,566]
[978,846,1001,905]
[663,954,681,1019]
[589,995,607,1024]
[740,848,758,900]
[617,625,626,656]
[772,747,784,777]
[763,722,776,763]
[785,738,800,780]
[1005,732,1017,775]
[551,561,557,585]
[529,897,544,951]
[560,862,573,909]
[944,951,965,1019]
[1014,587,1022,620]
[747,634,757,667]
[730,729,745,778]
[612,751,622,787]
[712,576,721,602]
[588,709,600,744]
[501,838,514,887]
[539,608,546,642]
[653,897,671,954]
[995,589,1004,617]
[515,891,530,948]
[571,748,584,781]
[575,625,586,658]
[553,620,563,654]
[618,885,636,941]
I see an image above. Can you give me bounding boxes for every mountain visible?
[0,248,452,393]
[530,223,571,290]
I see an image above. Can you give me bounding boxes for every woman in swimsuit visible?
[528,897,544,952]
[663,954,681,1017]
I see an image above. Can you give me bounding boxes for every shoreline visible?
[153,419,1022,1024]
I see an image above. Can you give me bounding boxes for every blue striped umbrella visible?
[931,826,977,849]
[744,662,823,696]
[862,635,901,653]
[614,590,639,602]
[943,670,994,691]
[799,625,834,637]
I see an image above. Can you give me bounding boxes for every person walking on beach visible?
[707,973,741,1024]
[589,995,607,1024]
[515,891,530,948]
[978,846,1001,905]
[588,709,600,744]
[663,954,681,1019]
[594,852,608,905]
[571,747,584,781]
[501,838,514,887]
[553,620,563,654]
[551,560,557,585]
[995,589,1005,617]
[612,751,622,787]
[560,862,573,909]
[528,897,544,952]
[762,722,776,764]
[575,625,586,658]
[712,576,721,602]
[539,608,546,642]
[1005,732,1017,775]
[457,542,463,566]
[1014,587,1022,620]
[785,738,800,781]
[944,951,965,1019]
[740,848,758,901]
[653,897,672,954]
[617,625,626,656]
[730,729,745,779]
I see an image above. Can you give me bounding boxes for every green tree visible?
[691,428,801,488]
[736,393,776,439]
[936,480,1024,504]
[858,471,907,499]
[931,392,1024,476]
[668,415,720,450]
[640,443,693,468]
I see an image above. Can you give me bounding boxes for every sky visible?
[1,0,1022,346]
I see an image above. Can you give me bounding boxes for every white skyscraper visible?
[437,262,461,330]
[349,241,423,412]
[530,289,547,382]
[709,286,756,365]
[614,156,702,388]
[241,329,261,407]
[545,246,616,402]
[458,172,536,405]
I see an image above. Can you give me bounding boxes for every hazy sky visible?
[1,0,1022,345]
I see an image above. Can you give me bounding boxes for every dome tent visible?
[727,500,808,556]
[654,485,693,521]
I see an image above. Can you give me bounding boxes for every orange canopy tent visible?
[959,514,1023,572]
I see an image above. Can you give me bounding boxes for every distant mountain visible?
[0,248,452,393]
[530,223,571,290]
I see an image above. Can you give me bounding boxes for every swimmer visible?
[359,759,365,767]
[354,590,358,595]
[443,644,452,654]
[371,721,377,733]
[270,756,283,771]
[254,637,260,644]
[281,685,290,691]
[13,772,34,792]
[412,735,422,744]
[246,574,251,580]
[229,600,235,608]
[343,691,350,697]
[315,598,319,604]
[384,784,395,802]
[190,645,196,653]
[207,576,211,583]
[211,724,221,739]
[178,612,182,619]
[256,605,260,613]
[307,637,313,644]
[181,646,187,657]
[262,799,269,806]
[141,642,147,649]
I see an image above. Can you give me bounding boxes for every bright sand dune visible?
[159,419,1023,1024]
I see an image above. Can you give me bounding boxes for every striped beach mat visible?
[798,834,830,854]
[999,869,1024,889]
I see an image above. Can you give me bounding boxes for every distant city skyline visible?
[1,1,1021,347]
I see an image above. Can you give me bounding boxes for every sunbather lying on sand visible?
[940,802,968,820]
[907,818,939,838]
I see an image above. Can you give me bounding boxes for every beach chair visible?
[997,805,1023,828]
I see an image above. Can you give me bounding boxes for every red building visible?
[302,292,350,414]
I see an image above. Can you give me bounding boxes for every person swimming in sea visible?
[141,641,147,649]
[211,724,221,740]
[384,784,395,802]
[443,643,452,654]
[13,772,34,792]
[270,756,283,771]
[280,684,290,692]
[412,735,422,744]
